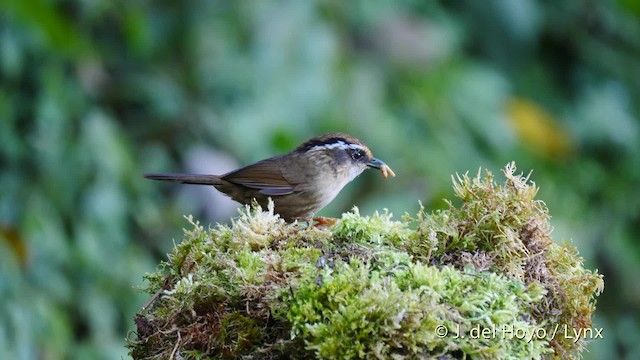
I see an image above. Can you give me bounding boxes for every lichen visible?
[128,162,603,359]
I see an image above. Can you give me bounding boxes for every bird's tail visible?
[144,173,222,185]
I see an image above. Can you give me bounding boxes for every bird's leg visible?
[312,216,338,227]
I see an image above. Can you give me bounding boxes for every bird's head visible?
[296,132,391,181]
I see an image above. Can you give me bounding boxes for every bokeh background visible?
[1,0,639,359]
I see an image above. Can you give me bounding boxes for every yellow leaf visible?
[507,98,574,159]
[1,224,28,267]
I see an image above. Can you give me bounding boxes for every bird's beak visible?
[367,157,396,179]
[366,158,386,169]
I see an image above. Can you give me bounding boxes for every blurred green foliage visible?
[0,0,638,359]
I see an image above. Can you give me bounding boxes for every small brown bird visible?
[144,132,395,222]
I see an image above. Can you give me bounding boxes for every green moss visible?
[331,207,413,247]
[128,163,603,359]
[281,261,550,359]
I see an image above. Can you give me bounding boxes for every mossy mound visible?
[128,163,603,359]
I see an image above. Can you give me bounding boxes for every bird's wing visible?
[221,157,298,196]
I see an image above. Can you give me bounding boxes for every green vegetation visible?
[2,1,637,358]
[129,164,602,359]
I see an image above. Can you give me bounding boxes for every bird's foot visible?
[311,216,338,228]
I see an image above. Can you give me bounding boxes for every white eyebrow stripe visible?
[308,141,364,152]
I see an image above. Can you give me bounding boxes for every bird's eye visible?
[351,150,364,161]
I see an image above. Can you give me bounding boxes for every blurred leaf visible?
[572,84,639,151]
[0,27,23,77]
[0,0,95,59]
[616,0,640,19]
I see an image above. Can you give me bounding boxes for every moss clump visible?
[129,163,603,359]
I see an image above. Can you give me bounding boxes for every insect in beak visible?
[367,158,396,179]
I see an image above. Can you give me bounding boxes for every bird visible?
[144,132,395,223]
